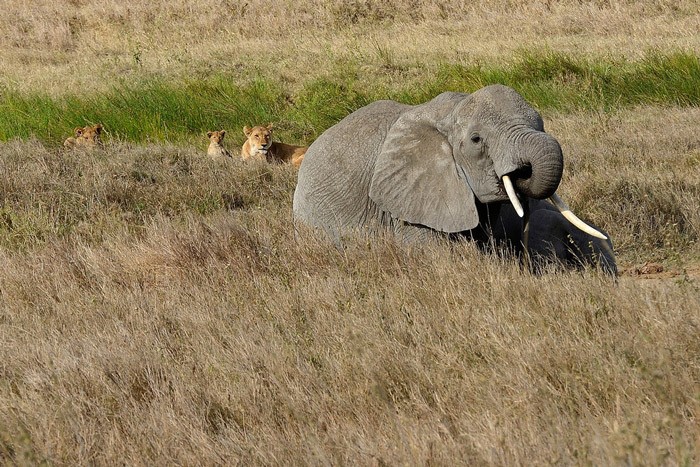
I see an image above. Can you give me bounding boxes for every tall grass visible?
[1,51,698,145]
[0,170,697,464]
[404,50,700,110]
[2,0,698,98]
[0,139,297,251]
[0,78,287,145]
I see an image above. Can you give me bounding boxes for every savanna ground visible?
[1,1,699,464]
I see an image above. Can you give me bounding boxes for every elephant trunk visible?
[510,131,564,200]
[501,130,608,240]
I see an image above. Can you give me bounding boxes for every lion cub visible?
[63,124,104,149]
[241,124,306,168]
[206,130,232,159]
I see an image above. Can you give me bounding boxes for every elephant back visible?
[293,100,409,238]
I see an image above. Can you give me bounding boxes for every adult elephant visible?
[293,84,616,274]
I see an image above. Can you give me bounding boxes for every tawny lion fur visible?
[206,130,232,159]
[241,124,306,168]
[63,124,104,149]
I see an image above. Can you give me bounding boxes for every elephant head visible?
[368,85,604,239]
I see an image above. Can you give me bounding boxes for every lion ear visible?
[207,131,213,138]
[243,126,252,137]
[94,124,102,134]
[220,130,226,137]
[74,127,83,136]
[266,123,273,132]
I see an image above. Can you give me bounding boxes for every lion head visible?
[64,124,103,149]
[207,130,227,145]
[243,124,273,154]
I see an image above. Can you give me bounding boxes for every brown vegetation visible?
[1,207,697,464]
[0,0,698,464]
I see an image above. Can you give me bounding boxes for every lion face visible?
[243,124,273,153]
[207,130,226,144]
[76,124,103,146]
[64,124,103,149]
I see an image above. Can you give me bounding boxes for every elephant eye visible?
[471,134,482,144]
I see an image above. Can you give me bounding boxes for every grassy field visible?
[1,1,699,464]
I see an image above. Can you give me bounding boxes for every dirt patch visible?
[621,261,700,283]
[628,262,665,275]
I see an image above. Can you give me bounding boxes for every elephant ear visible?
[369,104,479,233]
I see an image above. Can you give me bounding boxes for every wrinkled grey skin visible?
[293,84,616,274]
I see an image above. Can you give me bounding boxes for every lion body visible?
[241,124,306,168]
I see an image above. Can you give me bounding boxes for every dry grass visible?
[0,103,699,464]
[0,200,698,464]
[1,0,699,95]
[547,106,700,264]
[0,0,699,464]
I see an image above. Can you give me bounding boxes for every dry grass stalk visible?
[0,210,698,464]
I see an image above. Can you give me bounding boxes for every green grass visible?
[0,77,286,145]
[418,50,700,111]
[1,50,698,145]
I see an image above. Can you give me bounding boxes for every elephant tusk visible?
[549,193,608,240]
[502,175,524,217]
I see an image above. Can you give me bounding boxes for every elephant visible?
[293,84,616,274]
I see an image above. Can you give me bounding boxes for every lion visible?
[241,124,306,168]
[206,130,232,159]
[63,124,104,149]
